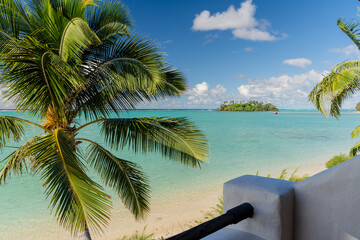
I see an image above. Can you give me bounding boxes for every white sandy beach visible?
[0,161,327,240]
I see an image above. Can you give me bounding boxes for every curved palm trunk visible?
[79,224,92,240]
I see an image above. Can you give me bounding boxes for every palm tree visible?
[309,15,360,156]
[0,0,209,239]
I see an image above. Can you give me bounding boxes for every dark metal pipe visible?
[166,202,254,240]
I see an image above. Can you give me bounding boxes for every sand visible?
[0,161,327,240]
[95,161,327,240]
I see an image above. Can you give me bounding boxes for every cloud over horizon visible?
[237,70,324,105]
[187,82,227,105]
[192,0,286,41]
[137,69,359,109]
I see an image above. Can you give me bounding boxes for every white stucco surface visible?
[206,156,360,240]
[221,175,295,240]
[294,155,360,240]
[202,228,265,240]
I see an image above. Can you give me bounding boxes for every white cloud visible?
[232,28,276,41]
[192,0,285,41]
[192,82,209,96]
[283,58,312,68]
[138,69,360,109]
[244,47,254,52]
[330,45,360,59]
[0,90,16,109]
[211,84,227,95]
[187,82,227,105]
[237,70,324,106]
[192,1,257,31]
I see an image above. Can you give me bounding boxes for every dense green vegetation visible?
[326,154,351,168]
[0,0,209,238]
[217,100,278,112]
[356,102,360,112]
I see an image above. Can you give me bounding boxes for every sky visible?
[121,0,360,109]
[1,0,359,109]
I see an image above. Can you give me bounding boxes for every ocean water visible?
[0,109,360,237]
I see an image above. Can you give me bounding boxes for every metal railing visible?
[166,202,254,240]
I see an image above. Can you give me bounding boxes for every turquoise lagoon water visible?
[1,109,360,236]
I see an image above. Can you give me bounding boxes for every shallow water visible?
[0,110,359,238]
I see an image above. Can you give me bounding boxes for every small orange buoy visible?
[274,111,278,115]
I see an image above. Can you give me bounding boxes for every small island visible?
[356,102,360,112]
[217,100,279,112]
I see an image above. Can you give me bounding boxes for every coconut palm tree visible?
[0,0,209,239]
[309,16,360,156]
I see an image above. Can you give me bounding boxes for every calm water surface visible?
[0,110,359,236]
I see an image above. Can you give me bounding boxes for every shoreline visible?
[1,157,328,240]
[103,161,327,240]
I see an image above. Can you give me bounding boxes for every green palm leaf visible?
[154,66,188,98]
[338,18,360,50]
[80,138,150,219]
[59,17,101,63]
[77,117,209,167]
[0,136,38,185]
[73,35,185,120]
[0,37,84,117]
[86,0,132,38]
[31,129,112,234]
[0,115,29,148]
[309,61,360,118]
[351,125,360,139]
[0,0,31,38]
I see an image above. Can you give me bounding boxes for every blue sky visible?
[0,0,358,109]
[121,0,360,109]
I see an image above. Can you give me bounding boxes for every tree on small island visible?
[217,100,278,112]
[356,102,360,112]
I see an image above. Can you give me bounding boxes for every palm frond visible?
[79,138,150,219]
[308,61,360,118]
[154,66,188,98]
[338,18,360,50]
[351,125,360,139]
[0,115,30,149]
[0,136,38,185]
[73,35,186,120]
[79,117,209,167]
[0,0,31,38]
[59,17,101,64]
[85,34,164,91]
[0,37,84,117]
[31,129,111,234]
[86,0,132,36]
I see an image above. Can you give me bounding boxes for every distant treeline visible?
[356,102,360,112]
[217,100,278,112]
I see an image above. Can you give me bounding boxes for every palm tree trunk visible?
[79,224,92,240]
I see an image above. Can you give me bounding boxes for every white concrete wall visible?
[294,155,360,240]
[222,175,295,240]
[207,155,360,240]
